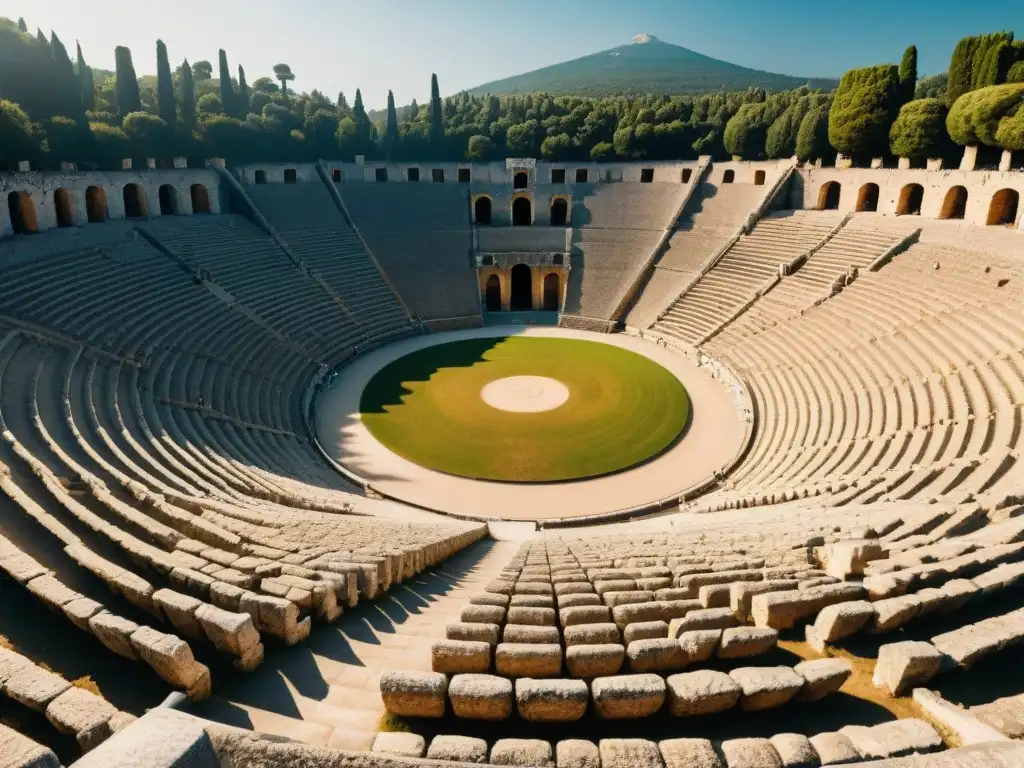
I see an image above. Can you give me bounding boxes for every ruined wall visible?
[235,163,320,185]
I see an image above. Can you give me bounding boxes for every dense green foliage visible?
[995,107,1024,150]
[828,65,901,156]
[946,83,1024,147]
[899,45,918,103]
[114,46,141,116]
[947,32,1016,105]
[915,73,948,100]
[796,105,832,162]
[156,41,176,127]
[889,98,950,158]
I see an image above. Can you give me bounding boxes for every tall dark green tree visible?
[889,98,949,158]
[218,50,234,116]
[796,104,832,162]
[75,42,94,111]
[156,40,177,127]
[49,33,84,120]
[179,59,197,131]
[899,45,918,103]
[383,90,399,158]
[353,88,371,146]
[114,45,141,116]
[16,17,27,33]
[429,73,443,149]
[36,29,46,45]
[237,66,250,115]
[948,32,1014,105]
[828,64,901,157]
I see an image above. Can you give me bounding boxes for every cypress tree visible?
[337,91,349,111]
[218,50,234,117]
[889,98,950,158]
[17,18,27,33]
[384,90,399,159]
[179,59,197,131]
[36,29,46,45]
[948,36,978,105]
[796,104,832,162]
[353,88,370,145]
[408,98,419,121]
[429,73,443,149]
[76,42,94,111]
[156,40,177,127]
[237,66,250,116]
[49,33,83,120]
[114,45,141,116]
[899,45,918,103]
[828,64,901,157]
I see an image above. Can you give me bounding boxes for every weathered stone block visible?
[495,643,562,678]
[503,624,560,644]
[770,733,818,768]
[431,640,491,674]
[717,627,778,659]
[592,674,665,719]
[565,643,624,678]
[599,738,665,768]
[516,678,588,722]
[45,687,118,752]
[371,732,426,758]
[794,658,852,702]
[462,604,506,624]
[491,738,554,767]
[624,620,669,644]
[730,666,805,711]
[507,606,557,626]
[678,629,723,663]
[719,738,784,768]
[809,731,862,765]
[556,739,600,768]
[666,670,741,717]
[447,621,500,646]
[659,738,723,768]
[872,641,943,696]
[560,605,611,627]
[426,735,488,763]
[448,673,513,720]
[824,539,886,580]
[564,623,618,646]
[379,670,447,717]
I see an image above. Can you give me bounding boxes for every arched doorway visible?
[987,189,1019,226]
[897,183,924,216]
[856,183,879,212]
[190,184,211,214]
[754,170,766,186]
[681,168,692,183]
[550,198,568,226]
[474,196,492,225]
[817,181,841,210]
[485,275,502,311]
[513,171,528,190]
[722,170,735,184]
[512,196,532,226]
[542,273,560,311]
[123,184,148,218]
[7,191,37,234]
[284,168,297,184]
[54,188,74,228]
[86,186,107,223]
[939,186,968,220]
[158,184,179,216]
[510,264,532,311]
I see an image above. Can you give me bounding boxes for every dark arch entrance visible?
[939,186,968,220]
[856,183,879,212]
[475,196,492,225]
[722,169,735,184]
[897,183,924,216]
[54,188,73,228]
[159,184,178,216]
[817,181,841,210]
[284,168,297,184]
[485,275,501,311]
[542,273,560,311]
[512,197,532,226]
[7,191,37,234]
[510,264,532,311]
[190,184,211,214]
[550,198,568,226]
[123,184,148,218]
[513,171,528,189]
[987,188,1019,226]
[753,170,766,186]
[86,186,107,223]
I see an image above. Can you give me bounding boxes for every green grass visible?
[359,337,689,482]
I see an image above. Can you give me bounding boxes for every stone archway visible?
[542,273,560,311]
[510,264,532,310]
[284,168,297,184]
[123,183,148,218]
[897,183,924,216]
[722,170,735,184]
[817,181,841,210]
[856,183,879,212]
[159,184,179,216]
[7,191,37,234]
[754,170,766,186]
[987,188,1019,226]
[939,186,968,220]
[485,274,502,311]
[86,186,107,223]
[512,196,532,226]
[190,184,211,214]
[475,196,492,225]
[54,188,74,228]
[513,171,528,190]
[550,198,568,226]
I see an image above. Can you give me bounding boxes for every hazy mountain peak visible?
[631,33,658,44]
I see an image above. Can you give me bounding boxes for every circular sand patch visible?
[480,376,570,413]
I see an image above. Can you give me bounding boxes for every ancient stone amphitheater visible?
[0,157,1022,768]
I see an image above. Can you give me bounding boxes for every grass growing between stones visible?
[360,337,689,482]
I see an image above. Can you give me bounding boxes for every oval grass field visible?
[359,336,689,482]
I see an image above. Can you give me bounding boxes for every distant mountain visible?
[467,34,836,97]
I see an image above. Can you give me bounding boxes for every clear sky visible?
[3,0,1020,109]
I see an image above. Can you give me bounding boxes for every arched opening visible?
[122,184,148,219]
[542,273,560,311]
[6,191,37,234]
[939,186,968,220]
[86,186,107,223]
[817,181,841,210]
[754,170,766,186]
[190,184,211,214]
[681,168,692,183]
[284,168,297,184]
[158,184,179,216]
[512,196,532,226]
[510,264,532,311]
[987,188,1019,226]
[722,170,735,184]
[54,188,74,228]
[550,198,568,226]
[474,196,492,225]
[897,183,924,216]
[856,183,879,212]
[514,171,528,190]
[485,275,502,311]
[255,170,267,184]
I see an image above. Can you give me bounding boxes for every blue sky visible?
[5,0,1020,109]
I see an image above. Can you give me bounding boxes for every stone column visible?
[835,154,853,170]
[871,158,884,169]
[898,157,911,170]
[926,158,944,171]
[959,145,978,172]
[999,150,1013,172]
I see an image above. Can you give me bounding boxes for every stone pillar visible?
[17,161,30,172]
[871,157,884,169]
[207,158,226,168]
[173,157,187,169]
[959,145,978,172]
[121,158,132,170]
[813,158,823,169]
[835,154,853,170]
[926,158,944,171]
[999,150,1013,172]
[146,158,157,170]
[898,157,911,170]
[60,162,77,172]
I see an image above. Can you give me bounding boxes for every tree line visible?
[0,17,1021,171]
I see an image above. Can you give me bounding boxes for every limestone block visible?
[624,620,668,644]
[45,687,118,752]
[809,732,862,765]
[770,733,818,768]
[448,673,514,720]
[152,589,202,639]
[717,627,778,659]
[564,623,618,646]
[461,604,506,624]
[495,643,562,678]
[239,593,309,645]
[504,624,560,644]
[565,643,624,678]
[194,603,260,656]
[659,599,704,621]
[824,539,886,580]
[511,594,556,609]
[471,593,510,608]
[678,629,724,663]
[670,608,737,636]
[62,596,104,633]
[431,639,491,674]
[560,605,611,627]
[0,648,32,688]
[371,732,426,758]
[660,738,724,768]
[556,739,600,768]
[559,593,602,608]
[840,719,942,759]
[379,669,447,717]
[628,638,688,673]
[515,581,554,595]
[666,670,741,717]
[507,606,556,626]
[863,573,912,600]
[612,601,664,629]
[447,621,499,647]
[810,600,875,645]
[731,581,800,622]
[604,590,654,608]
[491,739,554,767]
[426,735,488,763]
[516,678,588,722]
[751,584,866,629]
[937,578,979,612]
[0,721,61,767]
[871,595,922,633]
[486,579,516,595]
[26,575,80,611]
[699,584,733,609]
[3,665,71,711]
[730,666,805,711]
[637,577,673,592]
[595,579,637,596]
[719,738,784,768]
[794,658,852,701]
[88,611,140,660]
[600,739,665,768]
[872,641,943,696]
[555,583,595,597]
[591,674,666,719]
